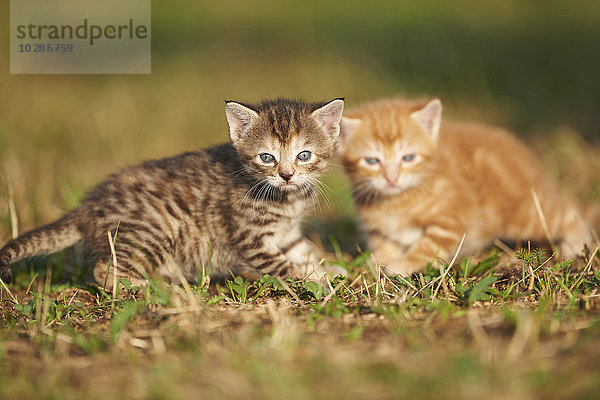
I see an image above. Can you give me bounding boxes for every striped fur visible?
[340,97,594,275]
[0,98,344,287]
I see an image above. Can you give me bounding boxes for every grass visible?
[0,243,599,399]
[1,0,600,398]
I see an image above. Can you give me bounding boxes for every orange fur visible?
[341,97,593,275]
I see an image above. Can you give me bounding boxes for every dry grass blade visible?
[151,331,167,354]
[41,266,52,332]
[108,230,119,313]
[26,273,38,296]
[34,279,43,325]
[432,233,466,299]
[530,188,555,252]
[368,254,420,294]
[347,274,364,289]
[320,279,345,308]
[570,245,600,291]
[381,271,403,295]
[0,277,19,305]
[67,290,78,306]
[340,280,358,301]
[493,238,516,257]
[362,274,371,298]
[527,242,536,292]
[276,277,305,307]
[166,254,200,309]
[7,184,18,239]
[325,273,336,293]
[393,274,417,293]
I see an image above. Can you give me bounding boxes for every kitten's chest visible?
[381,221,424,247]
[360,203,424,247]
[261,201,306,246]
[254,196,307,228]
[393,225,424,246]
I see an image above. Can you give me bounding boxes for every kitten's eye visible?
[259,153,275,164]
[297,151,312,162]
[402,154,416,162]
[364,157,380,165]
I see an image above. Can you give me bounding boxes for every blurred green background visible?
[1,0,599,244]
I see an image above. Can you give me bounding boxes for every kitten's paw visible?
[0,255,12,284]
[320,264,349,278]
[557,242,587,262]
[381,262,423,277]
[302,264,348,284]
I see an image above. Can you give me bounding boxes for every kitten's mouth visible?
[277,181,299,190]
[268,175,309,191]
[380,184,406,195]
[377,175,421,195]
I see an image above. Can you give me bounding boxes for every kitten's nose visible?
[279,170,294,182]
[278,161,295,182]
[384,165,399,185]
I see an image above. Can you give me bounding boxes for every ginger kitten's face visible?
[226,98,344,191]
[341,98,442,198]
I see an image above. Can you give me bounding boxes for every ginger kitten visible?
[0,98,345,288]
[340,97,594,275]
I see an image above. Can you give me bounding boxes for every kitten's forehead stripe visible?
[241,98,331,143]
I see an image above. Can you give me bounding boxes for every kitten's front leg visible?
[398,226,462,275]
[235,234,345,283]
[282,238,347,281]
[373,226,461,276]
[368,234,411,274]
[233,233,302,280]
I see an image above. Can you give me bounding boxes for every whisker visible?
[303,176,334,211]
[241,178,269,208]
[351,180,381,205]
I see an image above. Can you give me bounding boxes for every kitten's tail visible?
[0,213,82,284]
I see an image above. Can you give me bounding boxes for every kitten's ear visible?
[410,98,442,141]
[311,98,345,139]
[225,101,260,142]
[339,117,363,147]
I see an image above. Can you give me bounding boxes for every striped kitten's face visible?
[226,98,344,191]
[340,98,442,197]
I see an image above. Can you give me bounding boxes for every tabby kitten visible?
[0,98,345,287]
[341,97,593,275]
